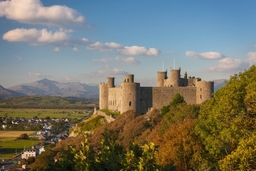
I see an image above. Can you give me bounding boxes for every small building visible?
[21,146,37,159]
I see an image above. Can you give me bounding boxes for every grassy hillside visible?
[0,96,98,109]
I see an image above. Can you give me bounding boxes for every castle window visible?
[200,88,202,91]
[200,95,202,99]
[129,101,131,106]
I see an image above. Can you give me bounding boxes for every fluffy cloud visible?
[0,0,85,26]
[2,28,160,55]
[248,52,256,64]
[186,51,225,60]
[85,65,128,78]
[120,46,160,56]
[87,42,122,52]
[87,42,160,56]
[93,56,140,65]
[206,58,250,72]
[3,28,70,46]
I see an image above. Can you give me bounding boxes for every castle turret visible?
[195,80,214,104]
[170,67,181,87]
[157,70,167,87]
[124,74,134,83]
[121,74,140,113]
[99,77,115,110]
[107,77,115,88]
[99,83,108,109]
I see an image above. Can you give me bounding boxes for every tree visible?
[18,133,29,139]
[161,93,185,116]
[219,134,256,170]
[195,65,256,169]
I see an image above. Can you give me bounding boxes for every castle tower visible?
[107,77,115,88]
[195,81,214,104]
[170,67,181,87]
[157,70,167,87]
[124,74,134,83]
[99,77,115,109]
[121,74,140,113]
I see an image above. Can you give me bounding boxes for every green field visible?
[0,108,90,119]
[0,131,40,159]
[0,96,98,108]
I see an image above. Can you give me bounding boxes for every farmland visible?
[0,96,98,159]
[0,131,40,159]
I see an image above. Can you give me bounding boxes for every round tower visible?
[99,83,108,109]
[196,81,214,104]
[121,78,140,114]
[124,74,134,83]
[170,67,181,87]
[157,71,167,87]
[107,77,115,88]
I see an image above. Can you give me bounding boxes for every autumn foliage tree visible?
[196,65,256,170]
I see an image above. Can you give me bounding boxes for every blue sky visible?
[1,0,256,88]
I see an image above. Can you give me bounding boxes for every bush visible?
[18,133,29,139]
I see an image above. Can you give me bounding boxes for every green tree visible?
[196,65,256,169]
[161,93,185,116]
[219,134,256,170]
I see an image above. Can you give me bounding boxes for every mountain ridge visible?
[7,78,99,98]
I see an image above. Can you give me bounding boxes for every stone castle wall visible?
[139,87,197,114]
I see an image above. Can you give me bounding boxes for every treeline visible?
[0,96,99,109]
[0,105,95,109]
[27,65,256,170]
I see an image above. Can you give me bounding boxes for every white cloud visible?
[3,28,70,46]
[186,51,225,60]
[0,0,85,26]
[28,72,42,78]
[120,46,160,56]
[53,47,60,52]
[93,56,140,65]
[85,65,128,78]
[206,58,250,72]
[73,47,78,51]
[87,42,160,56]
[87,42,122,52]
[248,52,256,64]
[2,27,160,56]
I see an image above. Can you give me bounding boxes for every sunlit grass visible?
[0,135,40,159]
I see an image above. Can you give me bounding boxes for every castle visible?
[99,67,214,114]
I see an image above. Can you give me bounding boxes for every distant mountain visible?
[8,78,99,98]
[0,85,25,99]
[213,79,227,91]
